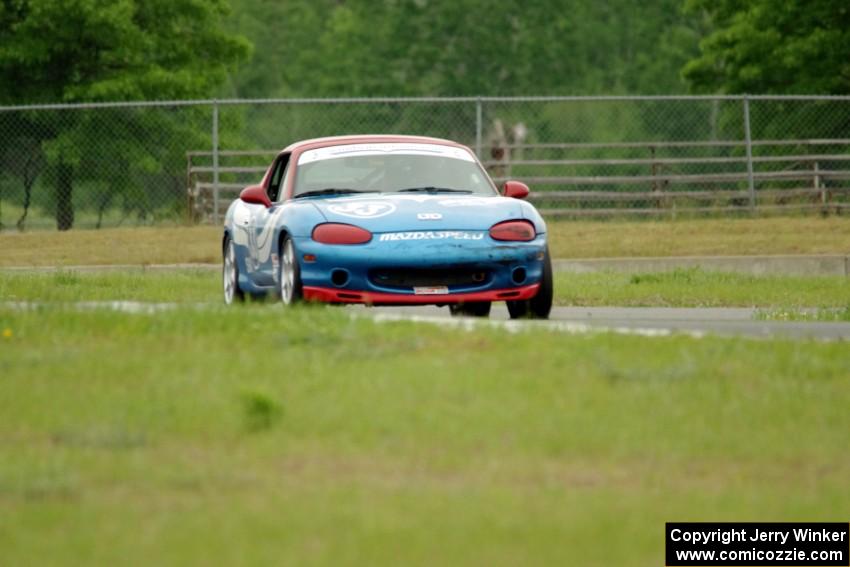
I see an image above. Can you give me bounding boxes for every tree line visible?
[0,0,847,229]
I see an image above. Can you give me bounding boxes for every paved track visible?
[367,305,850,340]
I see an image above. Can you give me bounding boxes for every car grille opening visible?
[369,267,491,289]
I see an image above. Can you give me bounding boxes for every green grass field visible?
[1,217,848,564]
[0,270,219,303]
[2,269,848,311]
[1,216,849,267]
[555,269,850,308]
[1,304,848,565]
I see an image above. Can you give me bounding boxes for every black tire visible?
[507,247,553,319]
[223,236,245,304]
[449,301,492,318]
[279,236,304,305]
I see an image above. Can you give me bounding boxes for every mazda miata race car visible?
[222,135,552,319]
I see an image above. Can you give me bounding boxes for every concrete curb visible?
[1,255,848,276]
[553,254,850,277]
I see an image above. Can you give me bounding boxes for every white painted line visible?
[364,312,708,339]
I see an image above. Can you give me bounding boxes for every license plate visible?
[413,286,449,295]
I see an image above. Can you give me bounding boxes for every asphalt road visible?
[366,305,850,341]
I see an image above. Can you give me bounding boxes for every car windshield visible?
[293,144,497,198]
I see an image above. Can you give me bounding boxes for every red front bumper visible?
[302,283,540,305]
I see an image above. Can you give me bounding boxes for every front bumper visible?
[293,232,546,305]
[303,283,540,305]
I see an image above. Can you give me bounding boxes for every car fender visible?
[273,201,328,253]
[518,199,547,234]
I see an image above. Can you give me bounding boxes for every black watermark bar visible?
[666,523,849,566]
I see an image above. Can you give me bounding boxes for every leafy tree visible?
[0,0,250,229]
[222,0,705,158]
[682,0,850,94]
[226,0,702,98]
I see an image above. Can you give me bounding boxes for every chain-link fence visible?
[2,96,849,231]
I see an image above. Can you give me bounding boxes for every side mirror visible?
[240,185,271,208]
[503,180,530,200]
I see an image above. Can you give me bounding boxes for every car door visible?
[248,153,291,286]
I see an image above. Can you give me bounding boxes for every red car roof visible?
[281,134,470,154]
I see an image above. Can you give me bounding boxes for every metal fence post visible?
[742,95,756,213]
[5,94,850,229]
[475,97,483,159]
[212,99,220,223]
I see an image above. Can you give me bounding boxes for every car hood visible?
[307,193,524,232]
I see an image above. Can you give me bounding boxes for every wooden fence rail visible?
[187,139,850,221]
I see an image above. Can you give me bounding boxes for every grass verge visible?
[0,269,218,303]
[554,268,850,308]
[545,216,850,258]
[0,226,221,267]
[0,305,848,565]
[2,216,849,267]
[755,307,850,322]
[2,268,848,309]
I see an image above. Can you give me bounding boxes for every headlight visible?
[311,223,372,244]
[489,220,536,242]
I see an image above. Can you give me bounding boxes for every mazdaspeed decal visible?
[327,201,397,218]
[378,231,484,242]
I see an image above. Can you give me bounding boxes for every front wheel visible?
[223,236,244,305]
[449,301,492,318]
[507,247,553,319]
[279,236,304,305]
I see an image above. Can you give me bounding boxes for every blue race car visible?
[222,135,552,319]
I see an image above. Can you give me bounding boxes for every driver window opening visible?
[267,154,290,202]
